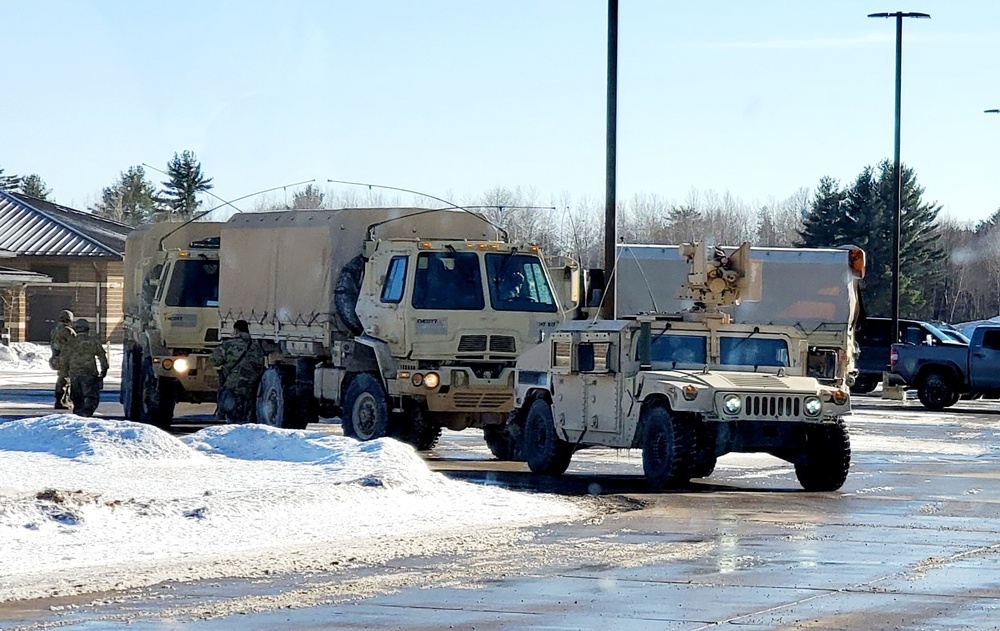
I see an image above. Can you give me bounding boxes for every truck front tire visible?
[121,346,142,421]
[917,372,956,411]
[484,424,521,461]
[342,373,389,441]
[641,405,691,489]
[523,399,572,476]
[139,357,175,430]
[794,420,851,492]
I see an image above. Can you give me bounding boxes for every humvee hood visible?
[645,369,825,393]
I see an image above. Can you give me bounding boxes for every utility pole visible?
[602,0,619,319]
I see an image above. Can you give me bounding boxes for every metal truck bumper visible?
[390,367,515,413]
[152,354,218,392]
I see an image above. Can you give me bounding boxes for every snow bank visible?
[0,342,53,371]
[0,416,584,602]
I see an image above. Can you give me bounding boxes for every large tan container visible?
[219,208,501,335]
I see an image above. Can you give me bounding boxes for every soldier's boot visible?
[54,383,68,410]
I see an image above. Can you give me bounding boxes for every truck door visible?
[579,341,621,434]
[970,329,1000,393]
[363,253,409,348]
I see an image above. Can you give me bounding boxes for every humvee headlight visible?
[173,358,190,374]
[722,394,742,414]
[424,372,440,389]
[804,396,823,416]
[682,385,699,401]
[833,389,848,406]
[411,373,424,387]
[162,358,174,370]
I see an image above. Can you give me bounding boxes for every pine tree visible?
[19,174,51,200]
[161,151,214,219]
[798,176,847,247]
[92,166,160,225]
[291,184,325,209]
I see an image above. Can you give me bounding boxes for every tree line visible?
[5,154,999,324]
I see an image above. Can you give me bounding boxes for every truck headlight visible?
[804,396,823,416]
[173,358,190,374]
[423,372,440,389]
[722,394,742,414]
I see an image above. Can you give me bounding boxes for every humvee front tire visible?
[342,373,389,441]
[794,420,851,492]
[523,399,572,476]
[641,404,691,489]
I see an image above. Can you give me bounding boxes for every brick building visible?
[0,191,132,343]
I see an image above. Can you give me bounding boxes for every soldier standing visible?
[49,309,76,409]
[210,319,265,423]
[65,319,109,417]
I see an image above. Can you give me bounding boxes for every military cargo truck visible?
[513,242,859,491]
[121,222,224,428]
[217,208,565,451]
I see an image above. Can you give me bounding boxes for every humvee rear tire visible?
[256,365,307,430]
[342,373,389,441]
[917,371,955,411]
[794,420,851,492]
[523,399,572,476]
[121,345,142,421]
[641,404,691,489]
[139,357,175,430]
[484,425,520,461]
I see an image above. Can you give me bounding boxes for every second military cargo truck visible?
[218,207,566,451]
[514,242,861,491]
[121,222,224,428]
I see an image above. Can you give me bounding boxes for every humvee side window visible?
[650,334,706,364]
[577,342,611,373]
[412,252,485,310]
[553,341,572,368]
[720,337,789,368]
[381,255,408,303]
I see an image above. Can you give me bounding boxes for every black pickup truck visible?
[852,317,962,394]
[890,324,1000,410]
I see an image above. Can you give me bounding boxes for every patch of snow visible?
[0,342,53,372]
[0,416,585,603]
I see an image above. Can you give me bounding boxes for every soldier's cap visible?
[73,318,90,332]
[59,310,74,323]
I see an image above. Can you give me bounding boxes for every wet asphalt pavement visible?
[3,380,1000,630]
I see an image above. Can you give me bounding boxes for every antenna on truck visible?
[149,178,316,251]
[327,178,510,240]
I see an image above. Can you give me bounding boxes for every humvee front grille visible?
[745,395,802,418]
[458,335,487,352]
[489,336,516,353]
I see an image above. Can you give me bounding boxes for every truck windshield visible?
[485,253,558,313]
[720,337,789,368]
[412,252,485,310]
[164,260,220,308]
[650,334,707,365]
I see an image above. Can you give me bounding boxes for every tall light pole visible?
[867,11,930,349]
[602,0,619,319]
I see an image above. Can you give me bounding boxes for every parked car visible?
[890,324,1000,410]
[852,317,965,394]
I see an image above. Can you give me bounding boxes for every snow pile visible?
[0,416,584,602]
[0,342,53,372]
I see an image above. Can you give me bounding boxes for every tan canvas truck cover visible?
[616,244,861,332]
[123,221,224,315]
[219,208,502,334]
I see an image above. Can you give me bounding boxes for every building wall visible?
[3,256,124,343]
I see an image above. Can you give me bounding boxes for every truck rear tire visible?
[342,373,389,441]
[849,375,879,395]
[484,425,521,461]
[392,401,442,451]
[139,357,175,430]
[794,420,851,492]
[121,346,142,421]
[917,372,956,411]
[523,399,572,476]
[256,365,308,430]
[641,404,691,489]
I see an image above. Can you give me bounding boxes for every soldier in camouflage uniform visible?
[49,309,76,409]
[65,319,109,417]
[210,319,265,423]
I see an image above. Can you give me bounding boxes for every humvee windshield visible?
[650,334,707,365]
[485,253,558,313]
[412,252,485,310]
[164,260,220,308]
[720,336,789,367]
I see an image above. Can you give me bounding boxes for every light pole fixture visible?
[867,11,930,351]
[986,109,1000,114]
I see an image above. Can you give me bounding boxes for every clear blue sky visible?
[4,1,998,223]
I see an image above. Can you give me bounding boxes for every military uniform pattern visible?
[64,333,110,417]
[210,332,265,423]
[49,323,76,408]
